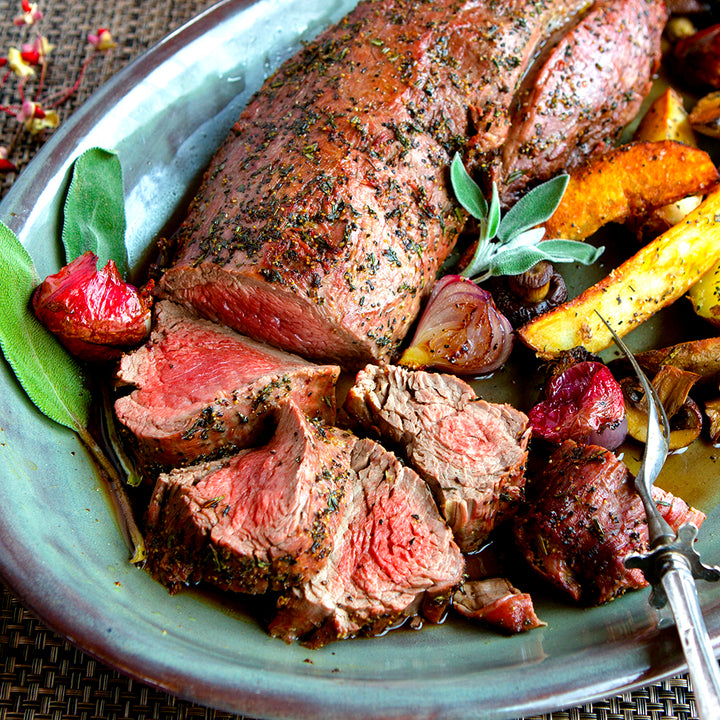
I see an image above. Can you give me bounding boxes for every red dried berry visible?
[528,361,627,450]
[33,251,153,362]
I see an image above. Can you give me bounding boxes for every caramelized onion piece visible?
[33,251,153,362]
[399,275,513,375]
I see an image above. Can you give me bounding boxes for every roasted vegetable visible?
[704,396,720,443]
[689,90,720,138]
[634,88,696,145]
[673,23,720,89]
[688,259,720,327]
[528,360,627,450]
[621,365,702,450]
[33,251,153,362]
[518,186,720,356]
[486,261,568,326]
[543,140,718,241]
[633,336,720,382]
[630,88,703,241]
[398,275,514,375]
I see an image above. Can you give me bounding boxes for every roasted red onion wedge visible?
[399,275,514,375]
[33,251,153,362]
[529,360,627,450]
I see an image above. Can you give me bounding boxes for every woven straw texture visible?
[0,0,711,718]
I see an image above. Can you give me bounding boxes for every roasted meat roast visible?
[109,0,686,645]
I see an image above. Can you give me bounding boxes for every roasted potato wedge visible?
[543,140,719,241]
[688,260,720,327]
[634,88,696,145]
[518,186,720,357]
[635,91,720,327]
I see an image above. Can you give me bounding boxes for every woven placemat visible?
[0,0,218,198]
[0,1,708,718]
[0,578,701,720]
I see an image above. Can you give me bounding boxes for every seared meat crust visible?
[158,0,603,365]
[492,0,668,203]
[514,440,705,604]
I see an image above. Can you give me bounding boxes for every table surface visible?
[0,1,711,718]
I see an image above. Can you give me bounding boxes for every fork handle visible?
[661,553,720,720]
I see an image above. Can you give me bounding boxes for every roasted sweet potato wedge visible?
[518,186,720,357]
[629,89,703,241]
[543,140,719,241]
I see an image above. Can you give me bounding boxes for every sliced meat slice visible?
[269,438,464,647]
[143,401,354,594]
[492,0,667,204]
[452,578,545,634]
[114,301,339,468]
[344,364,530,552]
[513,440,706,604]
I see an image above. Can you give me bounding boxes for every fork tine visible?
[594,312,673,545]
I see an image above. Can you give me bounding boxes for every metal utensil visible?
[598,314,720,719]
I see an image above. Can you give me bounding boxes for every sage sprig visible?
[451,154,604,281]
[0,147,144,562]
[0,221,92,430]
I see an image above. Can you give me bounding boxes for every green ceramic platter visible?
[1,2,719,718]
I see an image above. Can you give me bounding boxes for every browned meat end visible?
[489,0,668,204]
[343,364,530,552]
[143,401,354,594]
[513,440,706,605]
[157,0,594,366]
[268,438,464,647]
[452,578,545,634]
[114,301,339,469]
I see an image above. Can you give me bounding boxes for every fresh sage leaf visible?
[0,221,91,430]
[535,239,605,264]
[500,227,546,252]
[489,245,552,277]
[450,153,487,220]
[496,174,569,243]
[451,155,603,281]
[486,182,501,240]
[62,147,128,275]
[489,240,605,278]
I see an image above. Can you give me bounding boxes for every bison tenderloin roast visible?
[143,401,355,594]
[269,438,464,647]
[157,0,666,367]
[513,440,706,604]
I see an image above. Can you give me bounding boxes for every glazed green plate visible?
[1,2,719,718]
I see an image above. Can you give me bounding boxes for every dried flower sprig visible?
[0,1,117,173]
